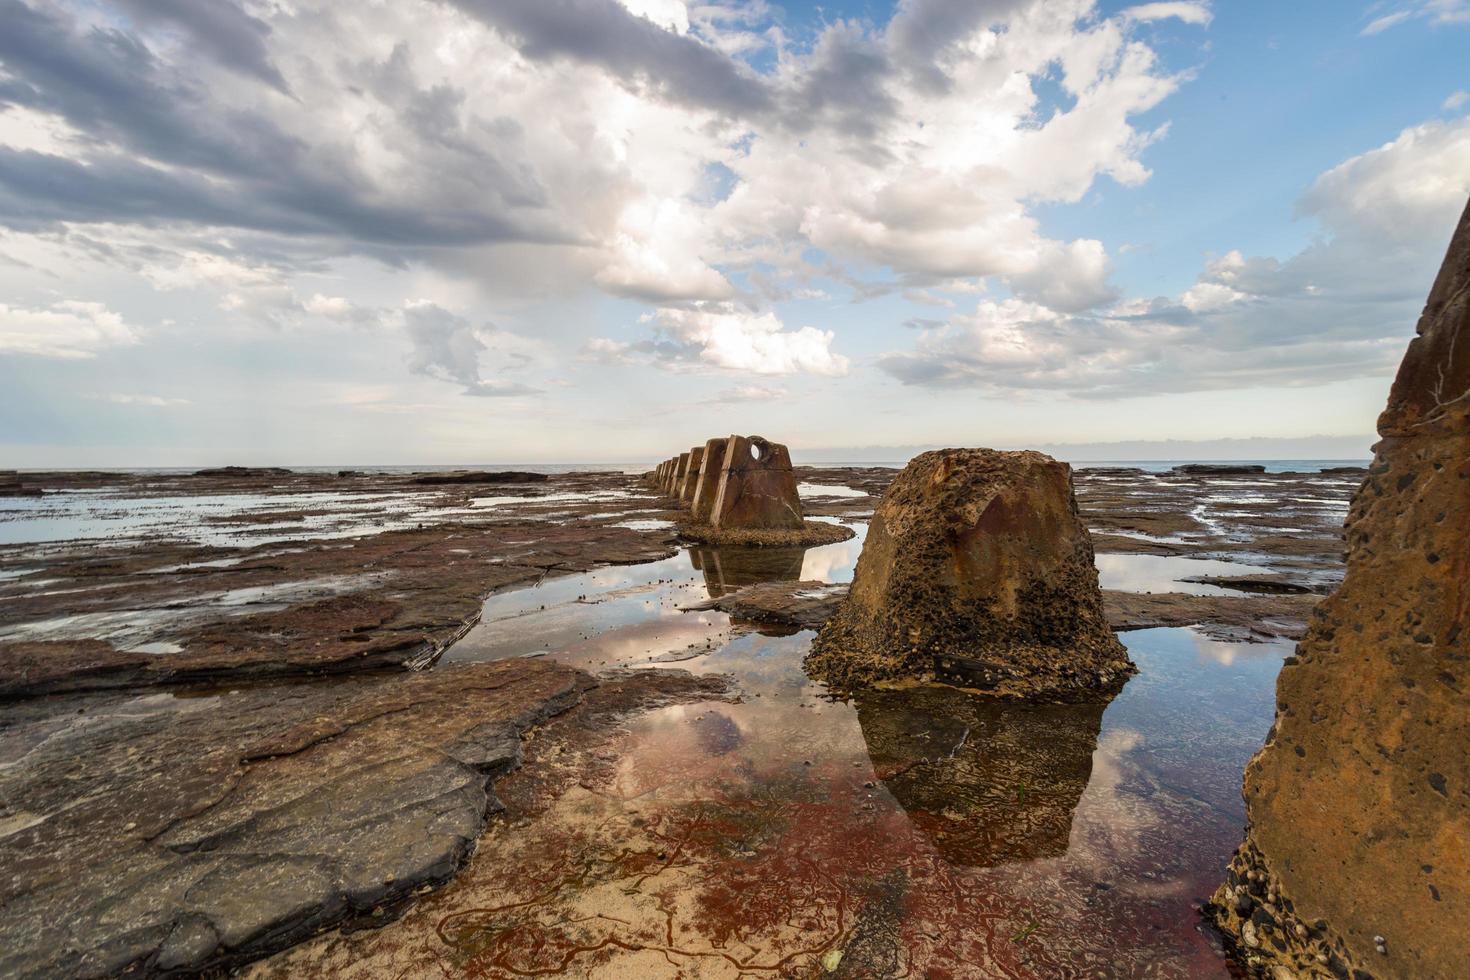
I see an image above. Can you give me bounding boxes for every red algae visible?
[250,624,1285,979]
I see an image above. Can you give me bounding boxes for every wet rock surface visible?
[0,469,681,698]
[1209,201,1470,979]
[693,580,1321,644]
[807,449,1133,697]
[0,657,730,978]
[0,459,1364,977]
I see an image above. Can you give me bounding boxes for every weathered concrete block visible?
[671,452,692,500]
[710,435,803,531]
[1209,198,1470,980]
[806,448,1131,697]
[690,437,729,522]
[678,446,704,504]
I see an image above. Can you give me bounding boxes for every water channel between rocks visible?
[310,526,1291,977]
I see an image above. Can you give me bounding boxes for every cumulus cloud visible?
[594,305,849,375]
[0,299,139,358]
[0,0,1221,396]
[880,116,1470,396]
[1122,2,1213,25]
[0,0,1201,317]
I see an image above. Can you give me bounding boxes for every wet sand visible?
[0,464,1355,977]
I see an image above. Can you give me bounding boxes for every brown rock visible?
[671,452,691,497]
[1209,199,1470,979]
[678,445,704,504]
[805,448,1132,697]
[690,437,729,521]
[711,435,804,531]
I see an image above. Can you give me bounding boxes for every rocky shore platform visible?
[0,461,1357,975]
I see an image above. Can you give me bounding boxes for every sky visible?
[0,0,1467,466]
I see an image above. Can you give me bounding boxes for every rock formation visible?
[679,445,704,504]
[672,452,691,495]
[1208,200,1470,978]
[690,437,728,521]
[806,448,1132,697]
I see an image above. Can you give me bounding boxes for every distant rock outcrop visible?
[411,471,547,485]
[192,466,294,478]
[0,470,41,497]
[806,448,1132,697]
[1171,464,1267,476]
[1209,200,1470,978]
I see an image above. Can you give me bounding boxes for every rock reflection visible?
[688,545,805,597]
[856,685,1110,868]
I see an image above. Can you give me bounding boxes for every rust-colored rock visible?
[690,437,728,521]
[678,446,704,504]
[1209,200,1470,979]
[806,448,1132,697]
[711,435,803,531]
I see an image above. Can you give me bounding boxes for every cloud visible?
[89,392,191,407]
[879,116,1470,396]
[109,0,291,92]
[1361,1,1470,35]
[706,382,788,402]
[402,301,542,396]
[591,305,849,375]
[445,0,771,117]
[1122,2,1213,25]
[0,299,139,358]
[1446,90,1469,110]
[0,1,563,248]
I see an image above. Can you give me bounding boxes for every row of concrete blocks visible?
[651,435,805,531]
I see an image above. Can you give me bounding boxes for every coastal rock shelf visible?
[0,657,730,978]
[0,459,1361,976]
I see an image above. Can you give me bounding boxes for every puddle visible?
[1094,553,1271,595]
[392,620,1286,977]
[444,528,868,667]
[797,482,871,498]
[0,574,379,647]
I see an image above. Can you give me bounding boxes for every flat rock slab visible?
[0,658,729,978]
[690,581,1319,642]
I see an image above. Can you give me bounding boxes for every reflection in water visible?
[254,625,1292,979]
[856,686,1108,868]
[689,545,805,597]
[447,527,866,665]
[1094,552,1272,595]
